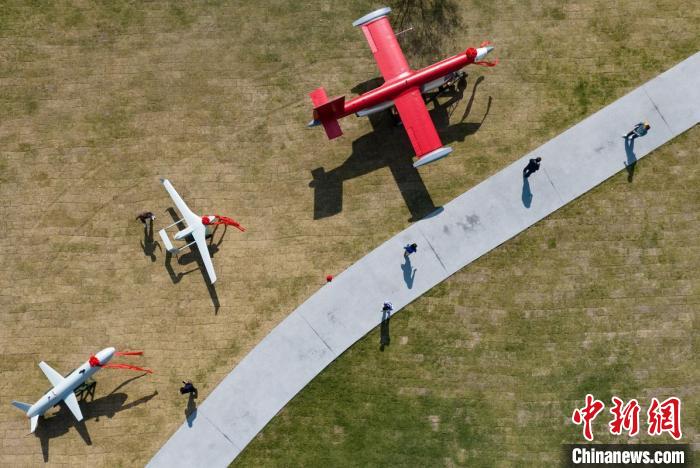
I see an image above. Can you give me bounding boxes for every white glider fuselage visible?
[173,216,216,241]
[174,224,200,241]
[160,178,218,284]
[26,347,114,419]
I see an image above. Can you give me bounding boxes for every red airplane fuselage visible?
[340,49,478,118]
[309,7,496,165]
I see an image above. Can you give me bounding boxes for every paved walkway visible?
[148,53,699,467]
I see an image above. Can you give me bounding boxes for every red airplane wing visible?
[359,16,410,81]
[393,87,443,158]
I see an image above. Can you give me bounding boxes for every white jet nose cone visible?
[475,45,494,61]
[96,347,116,364]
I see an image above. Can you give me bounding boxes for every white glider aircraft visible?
[159,178,244,285]
[11,347,151,433]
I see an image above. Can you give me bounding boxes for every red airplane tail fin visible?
[309,87,344,139]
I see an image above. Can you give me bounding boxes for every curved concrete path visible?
[149,53,699,467]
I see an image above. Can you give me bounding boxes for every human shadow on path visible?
[310,76,489,222]
[380,308,391,351]
[35,377,156,462]
[401,255,416,289]
[624,137,637,182]
[162,208,221,313]
[521,177,533,208]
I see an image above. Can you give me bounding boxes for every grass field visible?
[0,0,697,466]
[235,128,700,466]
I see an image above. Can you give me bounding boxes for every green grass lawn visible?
[234,128,699,466]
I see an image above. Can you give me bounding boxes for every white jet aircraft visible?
[159,178,244,285]
[11,347,151,433]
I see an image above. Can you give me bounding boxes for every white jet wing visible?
[193,228,217,284]
[39,361,64,387]
[161,178,201,227]
[63,392,84,421]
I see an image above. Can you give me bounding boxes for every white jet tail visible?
[29,415,38,433]
[11,401,38,433]
[11,400,31,412]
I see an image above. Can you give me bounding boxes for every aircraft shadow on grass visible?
[34,374,156,462]
[163,207,222,313]
[309,76,491,222]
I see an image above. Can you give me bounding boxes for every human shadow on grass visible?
[140,219,161,262]
[624,137,637,182]
[309,77,489,222]
[401,254,416,289]
[185,392,198,428]
[162,208,221,313]
[34,376,156,462]
[380,308,391,351]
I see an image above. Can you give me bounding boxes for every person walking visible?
[382,302,393,313]
[180,380,197,397]
[623,122,650,140]
[136,211,155,224]
[403,243,417,256]
[523,157,542,178]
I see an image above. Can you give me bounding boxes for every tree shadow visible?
[390,0,463,64]
[521,177,532,208]
[624,137,637,182]
[162,208,221,313]
[310,77,489,222]
[401,255,416,289]
[185,392,198,428]
[139,220,161,262]
[380,308,392,351]
[34,378,156,462]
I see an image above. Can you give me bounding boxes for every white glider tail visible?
[160,178,217,284]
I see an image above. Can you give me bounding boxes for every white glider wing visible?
[193,229,217,284]
[39,361,64,387]
[63,392,84,421]
[161,178,201,227]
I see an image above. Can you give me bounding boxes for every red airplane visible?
[308,7,497,168]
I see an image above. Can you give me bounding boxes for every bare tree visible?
[390,0,463,63]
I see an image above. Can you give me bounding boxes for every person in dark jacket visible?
[623,122,650,140]
[403,243,417,256]
[136,211,155,224]
[180,380,197,397]
[523,157,542,178]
